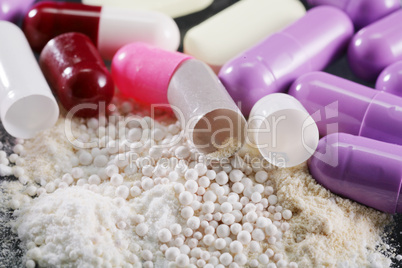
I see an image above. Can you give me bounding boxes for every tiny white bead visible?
[219,253,233,266]
[88,174,101,185]
[249,259,259,268]
[214,238,226,250]
[216,225,230,238]
[179,191,194,206]
[251,192,262,203]
[111,174,124,186]
[185,180,198,194]
[268,195,278,205]
[130,186,142,197]
[158,228,172,243]
[249,241,261,253]
[266,224,278,237]
[289,262,298,268]
[282,210,293,220]
[215,171,228,185]
[252,228,265,241]
[136,223,148,236]
[165,247,180,261]
[185,169,198,180]
[237,230,251,244]
[229,241,243,254]
[181,206,194,219]
[255,170,268,183]
[187,216,200,230]
[274,212,282,221]
[175,146,190,159]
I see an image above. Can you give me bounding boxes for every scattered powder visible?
[269,165,392,268]
[0,98,398,267]
[17,118,76,182]
[208,137,242,159]
[0,184,24,268]
[13,187,130,267]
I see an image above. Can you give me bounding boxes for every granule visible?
[0,99,398,268]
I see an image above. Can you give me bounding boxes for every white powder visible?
[133,184,182,243]
[17,118,76,183]
[0,98,398,268]
[14,187,133,267]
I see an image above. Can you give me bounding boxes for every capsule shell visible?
[288,71,402,146]
[376,61,402,98]
[348,10,402,81]
[40,33,114,117]
[309,133,402,213]
[23,1,180,59]
[218,6,354,115]
[0,0,35,22]
[112,43,192,105]
[184,0,306,73]
[82,0,213,18]
[248,93,319,168]
[112,43,247,155]
[307,0,400,29]
[0,21,59,139]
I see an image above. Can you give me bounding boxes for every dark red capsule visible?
[23,1,101,53]
[39,32,114,117]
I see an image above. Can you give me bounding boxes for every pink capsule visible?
[112,43,246,155]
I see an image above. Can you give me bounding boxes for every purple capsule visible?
[348,10,402,81]
[288,71,402,146]
[309,133,402,213]
[376,61,402,98]
[0,0,35,22]
[306,0,400,29]
[218,6,353,115]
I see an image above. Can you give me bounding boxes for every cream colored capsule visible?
[82,0,213,18]
[184,0,306,73]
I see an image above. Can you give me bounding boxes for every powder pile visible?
[0,98,397,268]
[267,166,393,267]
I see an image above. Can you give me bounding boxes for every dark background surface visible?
[0,0,401,267]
